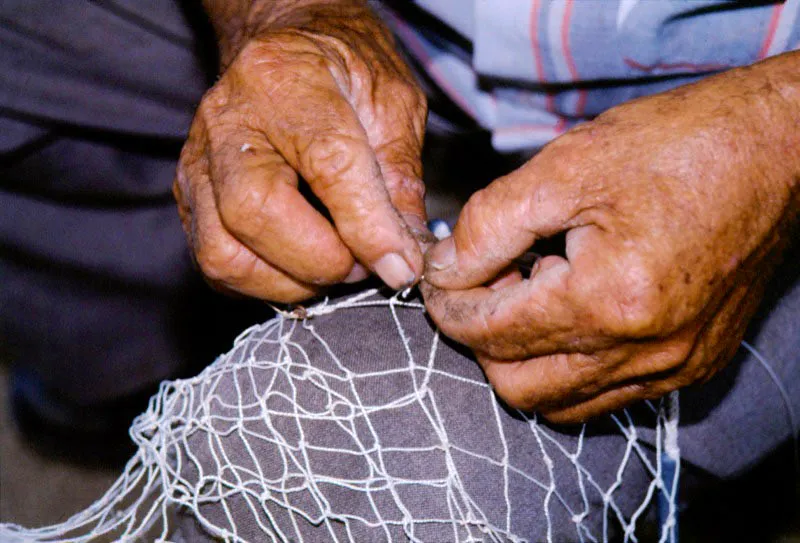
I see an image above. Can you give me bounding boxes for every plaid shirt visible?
[383,0,800,150]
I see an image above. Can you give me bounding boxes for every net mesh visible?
[0,289,680,543]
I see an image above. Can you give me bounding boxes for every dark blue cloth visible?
[0,0,265,404]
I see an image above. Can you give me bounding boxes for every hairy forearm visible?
[202,0,378,69]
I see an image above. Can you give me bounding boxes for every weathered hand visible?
[174,2,427,302]
[423,53,800,423]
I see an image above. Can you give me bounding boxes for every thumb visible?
[424,163,578,289]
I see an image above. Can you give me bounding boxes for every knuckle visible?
[195,237,252,285]
[302,135,364,188]
[539,135,579,171]
[218,180,273,236]
[594,262,664,337]
[683,344,717,385]
[177,129,207,181]
[493,380,535,412]
[197,84,229,120]
[234,40,264,68]
[301,31,352,65]
[386,78,427,111]
[616,297,660,337]
[385,167,425,199]
[218,166,296,237]
[171,175,185,204]
[484,365,536,412]
[376,136,423,184]
[234,35,334,97]
[642,340,693,377]
[232,39,276,74]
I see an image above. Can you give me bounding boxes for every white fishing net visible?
[0,289,680,543]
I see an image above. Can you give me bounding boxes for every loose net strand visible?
[0,289,681,543]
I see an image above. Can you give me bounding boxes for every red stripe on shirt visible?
[758,3,784,59]
[560,0,587,116]
[561,0,578,80]
[530,0,546,81]
[530,0,560,118]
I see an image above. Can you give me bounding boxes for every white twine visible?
[0,289,681,543]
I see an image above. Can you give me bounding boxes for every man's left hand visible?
[423,53,800,423]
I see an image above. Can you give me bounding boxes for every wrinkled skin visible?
[182,0,800,423]
[423,55,800,423]
[174,3,428,303]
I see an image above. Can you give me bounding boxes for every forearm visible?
[202,0,381,69]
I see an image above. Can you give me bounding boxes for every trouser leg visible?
[165,290,668,542]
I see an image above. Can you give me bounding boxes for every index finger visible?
[422,255,614,360]
[423,163,574,290]
[207,123,357,285]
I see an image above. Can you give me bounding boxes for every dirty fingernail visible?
[374,253,416,290]
[343,263,370,284]
[427,236,456,271]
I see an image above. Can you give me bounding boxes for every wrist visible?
[740,51,800,234]
[743,51,800,193]
[203,0,379,70]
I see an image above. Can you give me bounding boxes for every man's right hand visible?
[174,1,428,303]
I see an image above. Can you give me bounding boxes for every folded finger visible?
[477,346,632,413]
[538,383,662,424]
[207,127,357,285]
[188,161,319,303]
[483,329,700,422]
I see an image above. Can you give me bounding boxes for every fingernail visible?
[402,214,437,247]
[374,253,416,290]
[343,263,370,284]
[427,236,456,271]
